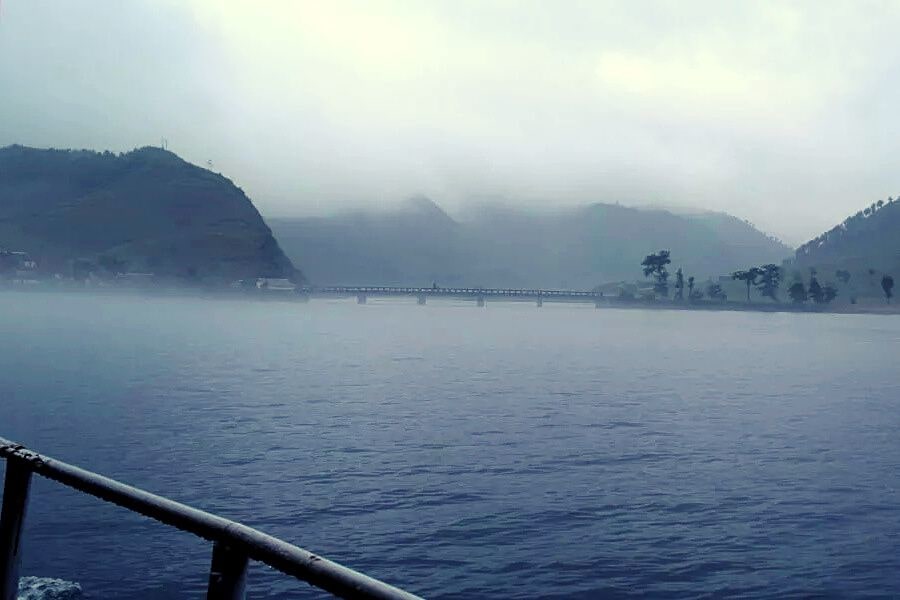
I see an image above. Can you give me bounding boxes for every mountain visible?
[271,196,459,286]
[0,145,300,282]
[270,199,790,288]
[794,197,900,287]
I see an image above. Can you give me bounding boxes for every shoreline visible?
[2,284,898,316]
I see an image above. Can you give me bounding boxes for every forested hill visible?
[0,145,299,282]
[271,198,790,288]
[795,197,900,275]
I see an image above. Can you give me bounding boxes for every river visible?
[2,291,899,598]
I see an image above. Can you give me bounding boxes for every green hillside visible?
[0,145,300,283]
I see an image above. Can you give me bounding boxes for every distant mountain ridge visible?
[0,145,300,282]
[271,198,790,288]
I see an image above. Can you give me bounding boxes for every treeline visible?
[640,250,895,306]
[797,196,896,259]
[639,250,727,302]
[785,268,894,304]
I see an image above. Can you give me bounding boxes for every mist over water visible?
[2,292,900,598]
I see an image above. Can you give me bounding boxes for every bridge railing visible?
[0,437,423,600]
[314,286,604,299]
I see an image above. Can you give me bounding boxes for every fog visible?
[4,0,900,244]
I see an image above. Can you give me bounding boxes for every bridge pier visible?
[357,294,366,305]
[417,294,426,305]
[476,296,485,307]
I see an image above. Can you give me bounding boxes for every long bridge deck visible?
[313,286,607,306]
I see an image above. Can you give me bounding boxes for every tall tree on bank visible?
[788,279,807,304]
[706,283,727,302]
[642,250,671,297]
[882,275,894,303]
[835,270,854,303]
[756,264,782,301]
[808,273,825,303]
[687,276,695,301]
[733,267,763,302]
[674,268,685,301]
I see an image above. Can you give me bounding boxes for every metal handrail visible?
[0,437,423,600]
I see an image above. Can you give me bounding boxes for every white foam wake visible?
[17,577,82,600]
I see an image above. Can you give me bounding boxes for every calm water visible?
[2,291,900,599]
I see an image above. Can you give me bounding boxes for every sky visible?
[3,1,900,244]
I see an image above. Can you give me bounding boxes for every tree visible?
[877,199,885,209]
[674,268,684,301]
[687,276,695,300]
[706,283,727,302]
[808,275,824,303]
[755,264,781,301]
[836,270,853,303]
[641,250,671,297]
[882,275,894,303]
[822,284,838,304]
[788,280,807,304]
[733,267,763,302]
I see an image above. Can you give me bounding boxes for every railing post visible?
[207,541,249,600]
[0,459,32,600]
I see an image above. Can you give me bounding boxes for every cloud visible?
[3,0,900,243]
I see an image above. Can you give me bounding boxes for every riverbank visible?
[601,297,900,315]
[2,283,898,315]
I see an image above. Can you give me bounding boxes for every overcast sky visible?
[3,1,900,244]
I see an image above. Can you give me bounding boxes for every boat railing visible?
[0,436,423,600]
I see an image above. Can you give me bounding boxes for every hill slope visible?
[794,197,900,285]
[0,145,299,282]
[271,199,790,288]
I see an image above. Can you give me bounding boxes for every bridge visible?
[310,286,608,307]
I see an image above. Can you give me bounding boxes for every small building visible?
[1,250,36,273]
[256,278,296,292]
